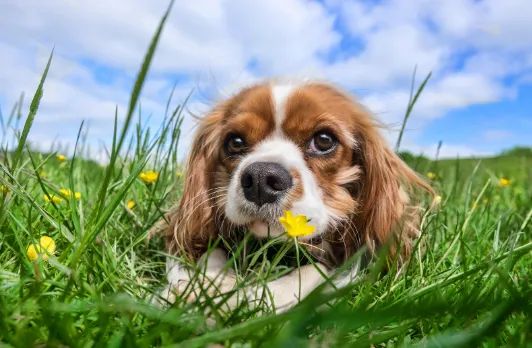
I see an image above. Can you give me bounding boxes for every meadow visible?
[1,5,531,347]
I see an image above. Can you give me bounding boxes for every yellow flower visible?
[27,236,56,262]
[435,195,442,203]
[279,210,316,237]
[176,171,182,178]
[427,172,437,180]
[44,193,63,204]
[139,170,159,184]
[57,154,67,162]
[59,189,81,200]
[127,200,135,209]
[1,185,9,194]
[499,178,510,187]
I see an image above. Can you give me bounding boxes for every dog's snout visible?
[240,162,292,206]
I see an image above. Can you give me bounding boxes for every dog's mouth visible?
[248,219,284,238]
[246,219,324,245]
[229,201,325,243]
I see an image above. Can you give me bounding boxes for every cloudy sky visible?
[1,0,531,161]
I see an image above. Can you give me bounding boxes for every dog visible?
[151,78,435,316]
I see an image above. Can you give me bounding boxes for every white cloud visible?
[403,141,494,159]
[1,0,531,162]
[483,130,513,141]
[321,0,531,154]
[222,0,340,75]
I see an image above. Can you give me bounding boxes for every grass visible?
[1,4,532,347]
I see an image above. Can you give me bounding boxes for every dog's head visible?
[164,80,434,266]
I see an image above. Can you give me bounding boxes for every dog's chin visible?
[225,202,326,242]
[225,209,284,239]
[248,220,284,239]
[248,220,326,245]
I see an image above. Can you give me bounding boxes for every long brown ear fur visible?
[352,112,436,266]
[162,104,227,261]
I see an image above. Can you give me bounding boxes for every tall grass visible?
[1,4,531,347]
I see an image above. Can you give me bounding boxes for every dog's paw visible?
[175,275,241,327]
[150,284,178,308]
[174,274,237,306]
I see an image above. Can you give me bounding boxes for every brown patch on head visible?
[218,84,276,174]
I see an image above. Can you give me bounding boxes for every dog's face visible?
[219,83,360,241]
[167,80,434,264]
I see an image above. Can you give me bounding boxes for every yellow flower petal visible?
[26,245,39,262]
[294,215,308,226]
[127,200,135,209]
[279,210,316,237]
[1,185,9,194]
[301,225,316,236]
[279,218,290,231]
[427,172,437,180]
[44,193,63,204]
[499,178,510,187]
[40,236,55,250]
[27,236,56,262]
[57,154,67,162]
[59,189,81,200]
[279,210,294,231]
[139,170,159,184]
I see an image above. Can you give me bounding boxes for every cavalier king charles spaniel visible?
[152,79,435,315]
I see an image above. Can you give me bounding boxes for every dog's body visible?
[152,79,434,314]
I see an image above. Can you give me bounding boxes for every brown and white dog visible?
[152,79,435,314]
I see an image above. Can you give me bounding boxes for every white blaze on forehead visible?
[240,137,305,169]
[271,82,298,134]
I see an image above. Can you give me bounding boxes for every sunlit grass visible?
[1,2,531,347]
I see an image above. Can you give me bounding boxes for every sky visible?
[0,0,531,162]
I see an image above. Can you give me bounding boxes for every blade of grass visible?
[394,70,432,153]
[10,49,54,172]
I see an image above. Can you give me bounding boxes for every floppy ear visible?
[354,119,435,265]
[163,105,226,261]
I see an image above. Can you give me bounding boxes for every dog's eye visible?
[307,131,338,155]
[225,134,247,155]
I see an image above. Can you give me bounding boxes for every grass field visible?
[1,5,532,347]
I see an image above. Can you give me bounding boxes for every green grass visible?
[1,5,532,347]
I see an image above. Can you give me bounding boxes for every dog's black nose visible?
[240,162,292,206]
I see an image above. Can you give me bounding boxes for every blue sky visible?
[0,0,531,162]
[419,85,532,155]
